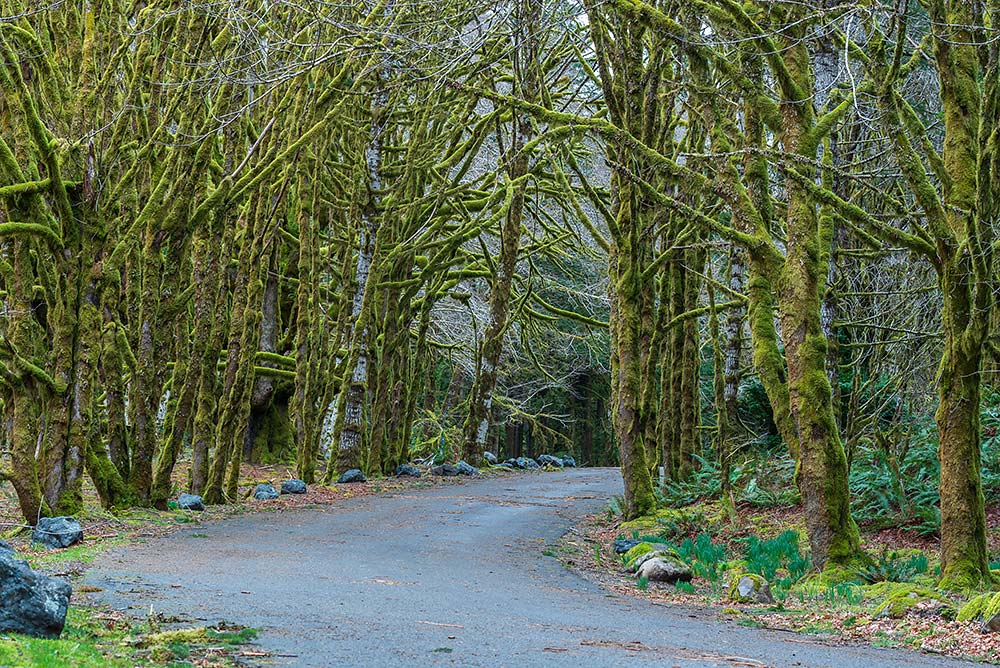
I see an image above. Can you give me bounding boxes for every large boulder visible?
[729,574,774,604]
[281,479,307,495]
[0,539,14,556]
[430,464,459,477]
[483,452,498,465]
[636,556,692,584]
[337,469,367,484]
[253,483,279,500]
[538,454,563,468]
[32,517,83,549]
[561,455,577,468]
[177,493,205,511]
[0,549,72,638]
[455,460,479,476]
[516,457,539,470]
[394,464,421,478]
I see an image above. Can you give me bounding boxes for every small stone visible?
[636,556,692,584]
[0,550,72,638]
[455,460,479,476]
[337,469,367,484]
[731,575,774,604]
[613,538,641,554]
[394,464,421,477]
[986,612,1000,633]
[538,454,563,468]
[254,483,279,500]
[561,456,577,468]
[177,493,205,511]
[281,479,307,495]
[483,452,498,465]
[32,517,83,549]
[430,464,459,477]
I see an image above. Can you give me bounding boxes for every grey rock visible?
[733,575,774,604]
[430,464,459,477]
[613,538,641,554]
[630,548,675,572]
[503,458,520,468]
[177,493,205,511]
[483,452,498,465]
[281,479,307,495]
[636,557,693,584]
[561,456,577,468]
[538,454,564,468]
[394,464,421,477]
[338,469,367,484]
[0,539,14,555]
[32,517,83,549]
[986,612,1000,633]
[516,457,539,470]
[455,460,479,476]
[0,550,72,638]
[254,483,279,500]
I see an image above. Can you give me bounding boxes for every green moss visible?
[621,541,680,571]
[248,399,296,465]
[956,592,1000,622]
[619,508,691,533]
[867,582,953,619]
[939,555,993,592]
[622,542,656,571]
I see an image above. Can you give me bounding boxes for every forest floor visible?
[566,497,1000,664]
[0,462,499,667]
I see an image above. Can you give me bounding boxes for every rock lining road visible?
[86,468,983,667]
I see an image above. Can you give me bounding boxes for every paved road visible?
[87,469,981,667]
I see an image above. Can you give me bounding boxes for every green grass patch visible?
[0,606,257,667]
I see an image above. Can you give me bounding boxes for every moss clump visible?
[619,508,695,534]
[621,542,655,565]
[622,542,678,571]
[139,624,258,649]
[867,582,954,619]
[956,592,1000,622]
[138,627,211,648]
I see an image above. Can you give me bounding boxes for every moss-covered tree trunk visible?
[937,295,989,588]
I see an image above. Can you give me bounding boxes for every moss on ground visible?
[956,591,1000,622]
[867,582,954,619]
[0,606,256,667]
[619,508,694,534]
